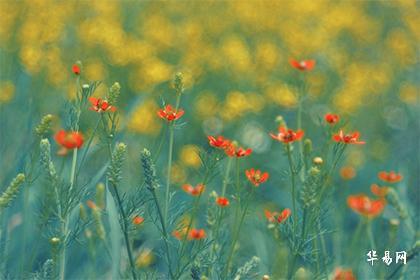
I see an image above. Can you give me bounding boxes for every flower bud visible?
[304,139,312,155]
[108,82,121,106]
[35,114,53,137]
[313,157,323,165]
[96,183,105,209]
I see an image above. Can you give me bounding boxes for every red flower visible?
[370,184,390,197]
[55,130,84,149]
[224,143,252,158]
[132,216,144,225]
[182,184,205,196]
[333,130,365,145]
[378,171,402,184]
[188,228,206,240]
[157,104,184,122]
[347,194,386,219]
[270,126,304,143]
[72,64,81,75]
[208,135,230,149]
[277,208,291,223]
[333,267,356,280]
[264,208,291,224]
[245,168,269,187]
[289,59,316,71]
[89,97,116,113]
[325,113,340,125]
[216,197,230,207]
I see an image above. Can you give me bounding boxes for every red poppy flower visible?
[270,126,304,143]
[264,208,291,224]
[208,135,230,149]
[333,267,356,280]
[245,168,269,187]
[277,208,291,223]
[378,171,402,184]
[289,59,316,71]
[224,143,252,158]
[333,130,365,145]
[325,113,340,125]
[347,194,386,219]
[89,97,116,113]
[132,216,144,225]
[216,197,230,207]
[370,184,390,197]
[72,64,81,75]
[188,228,206,240]
[340,166,356,180]
[55,130,84,149]
[182,184,205,196]
[157,104,184,122]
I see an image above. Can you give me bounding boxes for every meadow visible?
[0,1,419,279]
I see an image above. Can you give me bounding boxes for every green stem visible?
[221,157,233,197]
[59,147,78,280]
[164,125,174,225]
[76,117,101,178]
[101,114,137,279]
[150,189,174,279]
[112,182,138,280]
[222,187,255,279]
[286,144,297,231]
[367,221,376,249]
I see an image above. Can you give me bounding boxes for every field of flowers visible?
[0,1,419,279]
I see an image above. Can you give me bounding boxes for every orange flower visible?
[208,135,230,149]
[370,184,390,197]
[333,130,365,145]
[216,197,230,207]
[182,184,205,196]
[224,143,252,158]
[132,216,145,225]
[277,208,292,223]
[347,194,386,219]
[378,171,402,184]
[86,200,97,210]
[72,64,81,75]
[325,113,340,125]
[89,97,116,113]
[157,104,184,122]
[264,208,291,224]
[289,59,316,71]
[270,126,304,143]
[55,130,84,149]
[340,166,356,180]
[188,228,206,240]
[333,267,356,280]
[245,168,269,187]
[172,230,183,240]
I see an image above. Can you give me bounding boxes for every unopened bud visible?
[96,183,105,209]
[50,237,60,245]
[313,157,323,165]
[304,139,312,155]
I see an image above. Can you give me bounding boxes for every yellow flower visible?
[0,81,15,103]
[127,100,161,135]
[179,145,201,169]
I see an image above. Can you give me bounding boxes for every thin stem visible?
[59,147,78,280]
[222,187,255,279]
[76,117,101,178]
[367,221,376,249]
[150,189,174,279]
[286,144,297,229]
[164,125,174,225]
[112,182,138,280]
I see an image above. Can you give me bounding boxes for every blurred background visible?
[0,0,419,278]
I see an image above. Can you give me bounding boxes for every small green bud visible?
[108,82,121,106]
[294,267,311,280]
[50,237,60,245]
[96,183,105,209]
[35,114,54,137]
[309,167,320,176]
[173,72,184,94]
[141,148,160,191]
[304,139,312,155]
[0,173,25,212]
[107,143,127,186]
[275,115,287,128]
